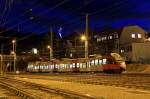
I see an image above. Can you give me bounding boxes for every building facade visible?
[95,25,150,63]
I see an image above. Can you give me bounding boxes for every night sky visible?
[0,0,150,36]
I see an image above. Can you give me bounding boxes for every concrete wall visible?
[132,43,150,63]
[126,64,150,73]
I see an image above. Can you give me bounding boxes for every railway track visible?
[0,76,97,99]
[16,73,150,91]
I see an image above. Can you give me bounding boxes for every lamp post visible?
[0,54,2,75]
[47,45,52,61]
[81,35,88,58]
[12,39,16,73]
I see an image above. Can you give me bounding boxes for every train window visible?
[64,64,66,69]
[40,66,42,69]
[91,60,95,66]
[79,63,83,68]
[46,66,48,69]
[55,64,58,68]
[49,65,51,69]
[107,59,115,64]
[52,65,54,69]
[67,64,69,68]
[70,64,73,68]
[77,63,80,68]
[102,59,107,64]
[60,64,63,69]
[64,64,66,68]
[72,63,75,68]
[45,65,47,69]
[99,60,102,65]
[95,59,99,65]
[82,63,86,68]
[65,64,68,68]
[43,65,45,69]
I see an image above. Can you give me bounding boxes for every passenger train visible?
[27,53,126,73]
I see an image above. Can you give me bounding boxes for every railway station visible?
[0,0,150,99]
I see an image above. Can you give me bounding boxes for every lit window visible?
[91,60,95,65]
[109,36,112,39]
[99,60,102,64]
[79,63,82,68]
[102,37,105,41]
[77,63,80,68]
[131,34,135,38]
[95,59,99,65]
[138,34,142,38]
[102,59,107,64]
[121,49,124,53]
[82,63,86,68]
[97,38,101,42]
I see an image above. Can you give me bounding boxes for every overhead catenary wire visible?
[1,0,132,52]
[0,0,70,35]
[0,0,70,51]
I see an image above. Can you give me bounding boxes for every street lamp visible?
[81,35,88,58]
[47,45,52,61]
[81,35,87,41]
[12,39,16,73]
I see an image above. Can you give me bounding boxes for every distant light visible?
[10,51,15,55]
[81,35,86,41]
[12,39,16,43]
[30,17,34,20]
[29,8,33,11]
[131,33,135,38]
[70,53,73,57]
[32,48,38,54]
[121,49,124,53]
[47,45,50,49]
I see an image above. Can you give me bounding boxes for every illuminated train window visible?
[43,65,45,69]
[66,64,68,68]
[102,59,107,64]
[64,64,66,69]
[70,64,73,68]
[72,63,75,68]
[82,63,86,68]
[91,60,95,66]
[39,65,42,69]
[95,59,99,65]
[46,66,48,69]
[51,65,54,69]
[99,60,102,65]
[60,64,63,69]
[77,63,80,68]
[79,63,82,68]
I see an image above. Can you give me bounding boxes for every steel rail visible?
[0,77,98,99]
